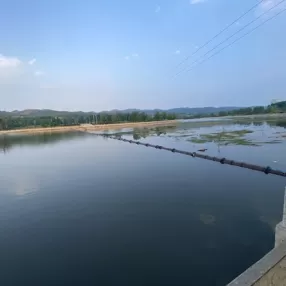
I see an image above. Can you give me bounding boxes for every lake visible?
[0,118,286,286]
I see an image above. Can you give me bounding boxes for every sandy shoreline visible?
[0,120,178,135]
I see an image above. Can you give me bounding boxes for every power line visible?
[184,6,286,74]
[173,0,265,72]
[175,0,286,77]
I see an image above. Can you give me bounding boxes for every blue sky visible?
[1,0,286,111]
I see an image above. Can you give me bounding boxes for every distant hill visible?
[165,106,242,115]
[0,106,242,117]
[101,106,242,116]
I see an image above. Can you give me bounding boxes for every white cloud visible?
[34,70,45,77]
[28,58,36,65]
[175,50,181,55]
[125,54,139,60]
[259,0,275,12]
[0,54,22,68]
[190,0,205,4]
[256,0,286,15]
[155,5,161,13]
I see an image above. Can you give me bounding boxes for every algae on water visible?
[189,129,256,146]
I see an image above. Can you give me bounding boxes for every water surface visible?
[0,119,285,286]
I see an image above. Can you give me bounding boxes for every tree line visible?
[0,111,176,130]
[184,101,286,119]
[1,101,285,130]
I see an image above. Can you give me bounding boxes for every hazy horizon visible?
[1,0,286,111]
[1,105,249,113]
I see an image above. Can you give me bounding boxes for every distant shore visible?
[0,120,178,135]
[1,113,285,136]
[226,113,286,119]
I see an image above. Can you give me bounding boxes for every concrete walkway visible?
[228,241,286,286]
[254,255,286,286]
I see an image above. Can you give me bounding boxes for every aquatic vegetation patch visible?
[257,140,283,144]
[200,214,216,225]
[188,129,257,146]
[187,138,209,144]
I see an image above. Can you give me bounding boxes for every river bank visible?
[225,113,286,120]
[1,113,285,136]
[0,120,178,135]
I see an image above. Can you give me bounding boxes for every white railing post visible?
[283,186,286,227]
[275,186,286,247]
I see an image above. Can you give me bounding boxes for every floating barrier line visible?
[97,135,286,178]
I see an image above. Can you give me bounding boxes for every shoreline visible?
[225,113,286,120]
[1,113,285,136]
[0,120,178,135]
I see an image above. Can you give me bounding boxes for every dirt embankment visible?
[0,120,178,135]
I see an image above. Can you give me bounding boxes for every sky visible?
[1,0,286,111]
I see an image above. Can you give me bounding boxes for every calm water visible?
[0,119,286,286]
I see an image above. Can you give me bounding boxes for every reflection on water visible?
[2,118,286,152]
[0,131,89,154]
[14,173,38,197]
[0,118,286,286]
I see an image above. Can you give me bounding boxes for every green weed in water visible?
[189,129,256,146]
[188,138,209,144]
